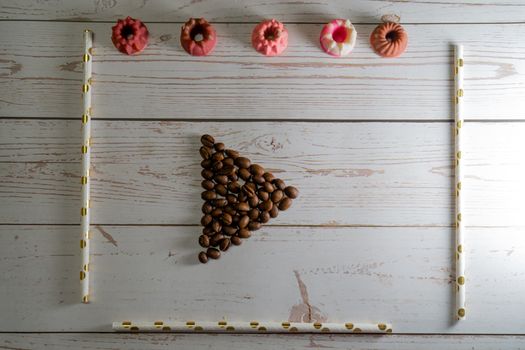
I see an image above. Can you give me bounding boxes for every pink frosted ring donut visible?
[180,18,217,56]
[251,19,288,56]
[111,16,149,55]
[319,19,357,57]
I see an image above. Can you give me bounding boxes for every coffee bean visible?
[201,169,214,180]
[235,157,251,169]
[201,191,216,200]
[223,226,237,236]
[231,236,242,246]
[214,142,225,152]
[223,206,236,216]
[259,200,273,212]
[249,208,260,220]
[221,213,233,225]
[201,214,213,226]
[212,160,223,171]
[199,235,210,248]
[248,196,259,208]
[215,184,228,196]
[212,221,222,233]
[201,180,214,190]
[198,251,208,263]
[211,208,222,218]
[226,194,237,204]
[225,149,240,159]
[201,134,215,147]
[228,181,241,193]
[239,215,250,229]
[210,233,224,246]
[201,159,212,169]
[238,168,251,181]
[271,189,284,203]
[199,146,213,160]
[273,178,286,190]
[229,172,238,181]
[236,202,250,212]
[269,205,279,218]
[284,186,299,199]
[218,165,235,176]
[258,190,269,201]
[219,238,231,251]
[250,164,265,177]
[202,202,213,214]
[214,175,228,185]
[242,183,257,197]
[213,198,228,208]
[206,248,221,259]
[263,182,275,193]
[278,197,292,211]
[223,157,234,166]
[203,226,214,236]
[232,215,240,225]
[260,211,270,223]
[263,172,275,182]
[248,221,261,231]
[211,152,225,162]
[238,192,247,203]
[238,228,251,238]
[253,175,265,185]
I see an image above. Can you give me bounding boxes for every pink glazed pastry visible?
[111,16,149,55]
[319,19,357,57]
[180,18,217,56]
[251,19,288,56]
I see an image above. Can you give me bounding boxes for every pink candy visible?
[320,19,357,57]
[251,19,288,56]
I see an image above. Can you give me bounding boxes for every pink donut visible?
[251,19,288,56]
[320,19,357,57]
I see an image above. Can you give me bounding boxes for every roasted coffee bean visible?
[273,178,286,190]
[221,213,233,225]
[218,165,235,176]
[248,221,261,231]
[235,157,251,169]
[206,248,221,259]
[214,175,228,185]
[259,200,273,212]
[225,149,240,159]
[219,238,231,251]
[269,205,279,218]
[211,152,225,162]
[242,183,257,197]
[201,134,215,147]
[239,215,250,229]
[263,182,275,193]
[214,184,228,196]
[236,202,250,212]
[284,186,299,199]
[249,208,260,220]
[228,181,241,193]
[199,146,213,160]
[211,208,222,218]
[278,197,292,211]
[253,175,265,185]
[202,202,213,214]
[238,228,251,238]
[250,164,265,177]
[203,226,214,236]
[214,142,225,152]
[198,251,208,263]
[238,168,251,181]
[238,192,247,203]
[223,226,237,236]
[212,160,223,171]
[258,190,269,201]
[202,180,215,190]
[201,214,213,226]
[263,172,275,182]
[210,233,224,247]
[201,169,214,180]
[224,206,236,216]
[248,196,259,208]
[231,236,242,246]
[199,235,210,248]
[212,220,222,233]
[260,211,270,223]
[229,172,238,181]
[201,191,216,200]
[271,189,284,203]
[201,159,212,169]
[223,157,234,166]
[232,215,240,225]
[213,198,228,208]
[226,194,237,204]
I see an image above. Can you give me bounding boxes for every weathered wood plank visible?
[1,21,525,120]
[2,0,525,24]
[0,225,524,332]
[2,333,525,350]
[1,120,524,226]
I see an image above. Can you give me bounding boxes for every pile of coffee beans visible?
[198,134,299,263]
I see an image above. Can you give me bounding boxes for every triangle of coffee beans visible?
[198,134,299,263]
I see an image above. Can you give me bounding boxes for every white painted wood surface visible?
[1,0,525,346]
[1,21,525,120]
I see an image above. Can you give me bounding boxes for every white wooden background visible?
[1,0,525,349]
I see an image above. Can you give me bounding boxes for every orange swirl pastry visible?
[369,22,408,58]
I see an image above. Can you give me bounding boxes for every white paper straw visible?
[112,321,392,333]
[80,29,93,304]
[454,45,465,320]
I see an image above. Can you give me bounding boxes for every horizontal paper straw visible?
[113,321,392,333]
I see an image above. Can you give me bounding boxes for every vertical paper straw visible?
[80,29,93,304]
[454,45,465,320]
[112,321,393,334]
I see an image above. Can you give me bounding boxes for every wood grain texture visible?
[1,120,524,226]
[2,0,525,23]
[2,333,525,350]
[1,225,525,333]
[1,21,525,120]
